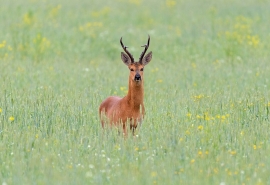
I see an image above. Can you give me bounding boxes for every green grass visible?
[1,0,270,184]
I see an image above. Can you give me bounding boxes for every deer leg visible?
[122,122,128,137]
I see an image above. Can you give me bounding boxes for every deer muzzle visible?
[134,73,141,81]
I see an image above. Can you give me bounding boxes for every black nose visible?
[135,73,141,81]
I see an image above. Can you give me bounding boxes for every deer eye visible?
[140,68,144,71]
[130,68,134,71]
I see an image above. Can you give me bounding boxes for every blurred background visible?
[1,0,270,184]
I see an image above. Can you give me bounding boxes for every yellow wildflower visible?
[247,35,260,47]
[23,12,35,25]
[33,34,51,52]
[49,4,61,18]
[193,94,204,101]
[204,112,211,121]
[0,108,2,113]
[91,7,110,17]
[197,125,203,131]
[186,112,192,118]
[114,144,121,150]
[151,171,157,177]
[166,0,176,8]
[79,26,84,32]
[179,138,183,142]
[120,86,126,91]
[151,67,159,72]
[0,40,6,48]
[180,168,184,172]
[9,116,15,121]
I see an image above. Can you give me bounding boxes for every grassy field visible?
[1,0,270,184]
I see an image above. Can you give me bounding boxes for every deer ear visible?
[142,51,152,66]
[121,52,131,66]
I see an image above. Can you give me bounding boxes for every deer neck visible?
[126,79,144,109]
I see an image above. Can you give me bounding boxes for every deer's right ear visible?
[121,52,131,66]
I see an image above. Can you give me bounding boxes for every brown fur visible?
[99,36,152,135]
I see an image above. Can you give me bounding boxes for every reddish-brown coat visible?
[99,36,152,135]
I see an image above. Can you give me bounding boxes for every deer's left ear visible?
[142,51,152,66]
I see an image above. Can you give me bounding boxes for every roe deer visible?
[99,35,152,135]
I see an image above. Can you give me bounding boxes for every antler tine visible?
[139,35,150,62]
[120,37,134,62]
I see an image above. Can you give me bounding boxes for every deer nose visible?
[134,73,141,81]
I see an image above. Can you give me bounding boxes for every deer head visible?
[120,35,152,86]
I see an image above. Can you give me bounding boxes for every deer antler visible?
[139,35,150,63]
[120,37,134,63]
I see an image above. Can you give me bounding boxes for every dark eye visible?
[140,68,144,71]
[130,68,134,71]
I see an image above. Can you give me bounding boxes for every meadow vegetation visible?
[0,0,270,184]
